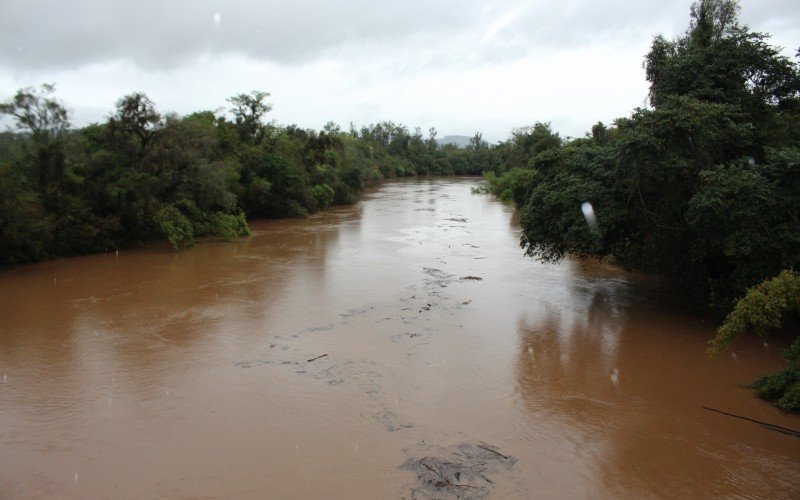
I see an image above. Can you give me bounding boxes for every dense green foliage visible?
[0,87,493,264]
[710,271,800,354]
[483,1,800,316]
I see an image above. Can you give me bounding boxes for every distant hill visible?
[437,135,471,148]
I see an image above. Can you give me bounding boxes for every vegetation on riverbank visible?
[0,88,494,264]
[483,1,799,314]
[476,0,800,410]
[710,270,800,412]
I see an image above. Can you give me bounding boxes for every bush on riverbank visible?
[709,270,800,411]
[753,338,800,413]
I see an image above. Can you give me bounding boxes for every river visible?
[1,178,798,498]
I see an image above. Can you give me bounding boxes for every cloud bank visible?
[1,0,797,140]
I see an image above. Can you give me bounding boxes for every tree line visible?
[0,87,493,262]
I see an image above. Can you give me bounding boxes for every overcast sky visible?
[1,1,798,142]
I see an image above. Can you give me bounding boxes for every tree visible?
[0,162,49,264]
[322,121,341,135]
[0,83,70,144]
[468,132,486,150]
[519,140,620,262]
[688,0,741,43]
[108,92,161,156]
[645,0,800,123]
[0,83,71,199]
[505,122,562,170]
[228,90,272,144]
[684,146,800,312]
[426,127,438,150]
[515,0,799,313]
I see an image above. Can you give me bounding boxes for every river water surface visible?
[1,178,798,498]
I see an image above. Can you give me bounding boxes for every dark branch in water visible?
[477,444,509,459]
[307,353,328,363]
[702,406,800,438]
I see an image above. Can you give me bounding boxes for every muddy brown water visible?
[1,178,798,498]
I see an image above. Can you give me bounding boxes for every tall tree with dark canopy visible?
[228,90,273,145]
[515,0,799,312]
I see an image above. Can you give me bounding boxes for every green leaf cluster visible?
[709,270,800,354]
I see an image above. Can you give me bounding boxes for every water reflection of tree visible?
[513,262,797,497]
[513,266,641,494]
[515,274,627,417]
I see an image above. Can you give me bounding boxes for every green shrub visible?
[212,211,251,241]
[312,183,335,209]
[712,271,800,412]
[709,270,800,354]
[753,339,800,413]
[153,205,194,249]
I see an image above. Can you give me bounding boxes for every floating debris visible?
[297,324,336,334]
[423,268,452,279]
[422,268,457,289]
[403,442,516,498]
[340,307,370,319]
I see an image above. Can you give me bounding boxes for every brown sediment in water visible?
[0,178,798,498]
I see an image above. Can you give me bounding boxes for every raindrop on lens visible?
[581,202,597,229]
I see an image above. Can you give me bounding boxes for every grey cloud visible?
[470,0,799,65]
[482,1,693,55]
[1,0,484,70]
[2,0,796,73]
